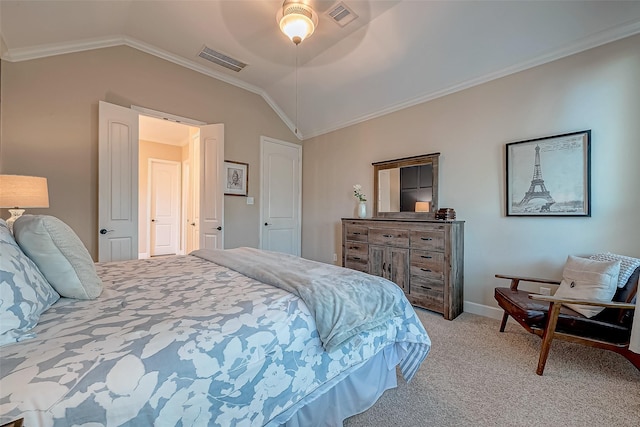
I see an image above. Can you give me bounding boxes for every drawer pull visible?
[420,255,432,259]
[349,246,359,250]
[382,234,394,238]
[420,286,432,290]
[352,257,361,260]
[421,268,432,272]
[421,237,433,241]
[352,232,362,235]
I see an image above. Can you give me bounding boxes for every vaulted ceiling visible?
[2,1,640,140]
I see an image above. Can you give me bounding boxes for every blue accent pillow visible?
[14,215,103,299]
[0,219,60,346]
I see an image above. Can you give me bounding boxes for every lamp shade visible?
[0,175,50,208]
[415,201,430,212]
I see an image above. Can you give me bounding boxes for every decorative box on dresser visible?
[342,218,464,320]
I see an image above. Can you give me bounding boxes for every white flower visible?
[353,184,367,202]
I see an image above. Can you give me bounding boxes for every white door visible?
[260,136,301,256]
[197,124,225,250]
[150,160,180,256]
[98,101,139,262]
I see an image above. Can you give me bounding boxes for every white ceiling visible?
[139,115,196,146]
[2,1,640,140]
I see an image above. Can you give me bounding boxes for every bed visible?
[0,216,430,426]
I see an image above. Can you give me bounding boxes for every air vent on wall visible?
[326,1,358,27]
[198,46,247,72]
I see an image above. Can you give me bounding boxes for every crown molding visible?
[3,17,638,142]
[302,19,640,140]
[1,35,300,138]
[1,36,124,62]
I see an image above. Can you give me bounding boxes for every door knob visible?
[99,228,114,235]
[151,219,156,222]
[264,222,272,226]
[217,226,222,231]
[190,223,196,226]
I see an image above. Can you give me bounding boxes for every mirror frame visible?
[373,152,440,219]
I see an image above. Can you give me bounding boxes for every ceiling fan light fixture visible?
[278,1,318,45]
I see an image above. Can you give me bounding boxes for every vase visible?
[357,201,367,218]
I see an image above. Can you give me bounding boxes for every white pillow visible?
[0,219,59,346]
[13,215,102,299]
[554,255,620,318]
[589,252,640,288]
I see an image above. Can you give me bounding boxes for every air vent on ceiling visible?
[198,46,247,72]
[326,1,358,27]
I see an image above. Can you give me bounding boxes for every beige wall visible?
[302,34,640,313]
[0,45,297,258]
[138,139,183,256]
[3,35,640,313]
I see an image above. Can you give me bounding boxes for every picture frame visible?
[223,161,248,196]
[506,130,591,217]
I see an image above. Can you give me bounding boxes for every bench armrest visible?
[529,294,636,310]
[495,274,561,291]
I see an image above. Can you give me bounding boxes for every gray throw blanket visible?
[191,247,403,352]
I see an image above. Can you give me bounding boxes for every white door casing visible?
[181,160,189,255]
[98,101,139,262]
[188,135,200,252]
[150,160,180,256]
[260,136,301,256]
[198,124,224,250]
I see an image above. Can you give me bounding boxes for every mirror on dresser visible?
[372,153,439,218]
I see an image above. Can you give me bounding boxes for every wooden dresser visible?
[341,218,464,320]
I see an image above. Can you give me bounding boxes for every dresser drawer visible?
[410,264,444,282]
[410,250,444,270]
[409,283,444,313]
[411,274,444,291]
[345,225,369,242]
[345,259,368,273]
[410,230,445,251]
[410,250,445,282]
[345,242,368,262]
[369,228,409,247]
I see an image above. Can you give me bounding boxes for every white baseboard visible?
[138,252,149,259]
[463,301,504,320]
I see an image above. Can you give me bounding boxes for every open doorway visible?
[138,115,205,258]
[138,115,199,258]
[98,101,225,263]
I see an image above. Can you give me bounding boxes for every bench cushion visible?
[495,287,632,345]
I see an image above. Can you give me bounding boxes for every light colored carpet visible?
[345,309,640,426]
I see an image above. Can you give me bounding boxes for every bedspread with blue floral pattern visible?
[0,254,430,426]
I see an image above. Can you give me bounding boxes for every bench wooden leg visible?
[536,302,562,375]
[499,312,509,332]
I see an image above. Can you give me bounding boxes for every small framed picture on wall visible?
[223,161,249,196]
[506,130,591,217]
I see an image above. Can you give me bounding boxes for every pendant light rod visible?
[295,43,299,135]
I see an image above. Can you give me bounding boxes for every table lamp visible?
[415,201,430,212]
[0,175,49,232]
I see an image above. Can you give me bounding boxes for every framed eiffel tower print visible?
[506,130,591,216]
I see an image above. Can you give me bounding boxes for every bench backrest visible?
[596,265,640,326]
